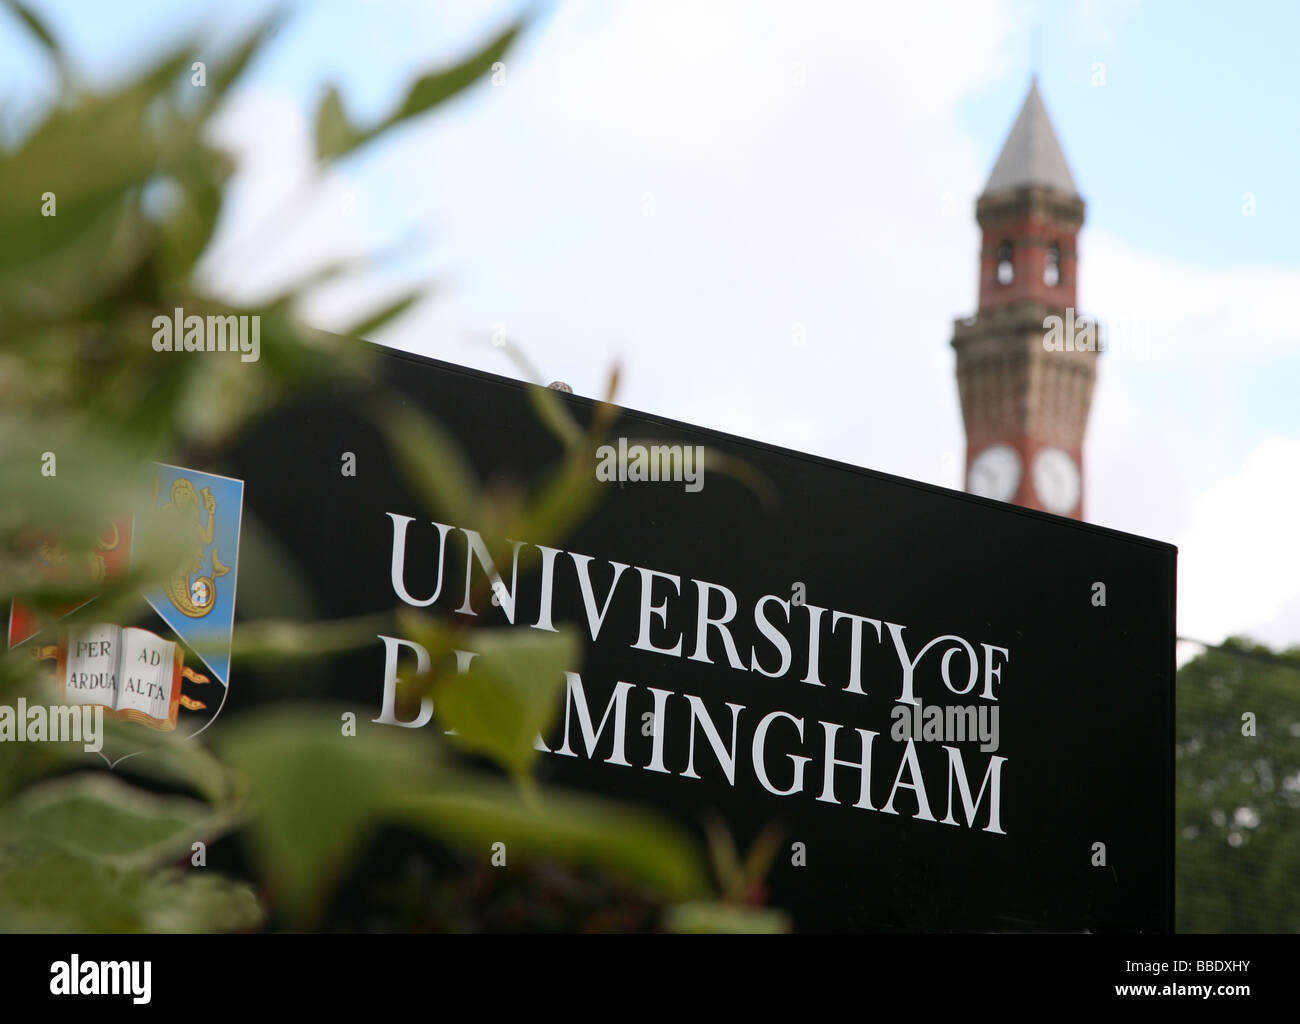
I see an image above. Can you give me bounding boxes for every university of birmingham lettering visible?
[376,514,1009,835]
[223,345,1175,930]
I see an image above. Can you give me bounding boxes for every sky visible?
[3,0,1299,655]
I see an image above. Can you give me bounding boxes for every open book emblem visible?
[59,623,200,731]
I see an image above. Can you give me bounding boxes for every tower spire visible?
[982,79,1078,198]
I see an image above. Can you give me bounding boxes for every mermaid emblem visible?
[158,476,232,618]
[143,462,242,691]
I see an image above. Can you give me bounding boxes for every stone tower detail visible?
[951,79,1098,519]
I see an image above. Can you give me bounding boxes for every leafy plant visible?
[0,2,787,934]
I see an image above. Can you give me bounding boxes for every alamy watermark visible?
[595,438,704,492]
[50,955,151,1004]
[890,699,1000,753]
[151,307,260,362]
[1043,307,1155,362]
[0,698,103,753]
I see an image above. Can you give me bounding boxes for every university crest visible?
[8,463,243,759]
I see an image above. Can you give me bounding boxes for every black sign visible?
[225,343,1176,933]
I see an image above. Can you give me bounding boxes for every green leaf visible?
[0,838,261,933]
[3,772,229,870]
[375,402,480,527]
[313,23,522,161]
[389,779,711,901]
[0,45,196,278]
[516,444,607,550]
[390,23,518,123]
[155,160,230,279]
[527,381,583,449]
[436,626,578,783]
[341,289,423,338]
[198,9,286,110]
[663,900,791,934]
[228,613,395,667]
[0,772,256,932]
[132,867,264,933]
[1,1,65,68]
[216,704,440,925]
[312,85,361,162]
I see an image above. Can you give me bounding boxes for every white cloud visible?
[370,0,1023,488]
[1175,436,1300,647]
[1082,232,1298,517]
[1079,229,1300,646]
[1081,230,1300,365]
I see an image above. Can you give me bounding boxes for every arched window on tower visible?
[996,242,1014,285]
[1044,242,1061,287]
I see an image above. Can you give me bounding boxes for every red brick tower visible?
[951,79,1098,518]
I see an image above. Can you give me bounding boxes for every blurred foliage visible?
[0,3,787,933]
[1176,637,1300,933]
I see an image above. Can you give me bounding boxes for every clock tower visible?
[952,79,1098,519]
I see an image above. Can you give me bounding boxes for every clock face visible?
[1032,447,1081,515]
[967,444,1022,502]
